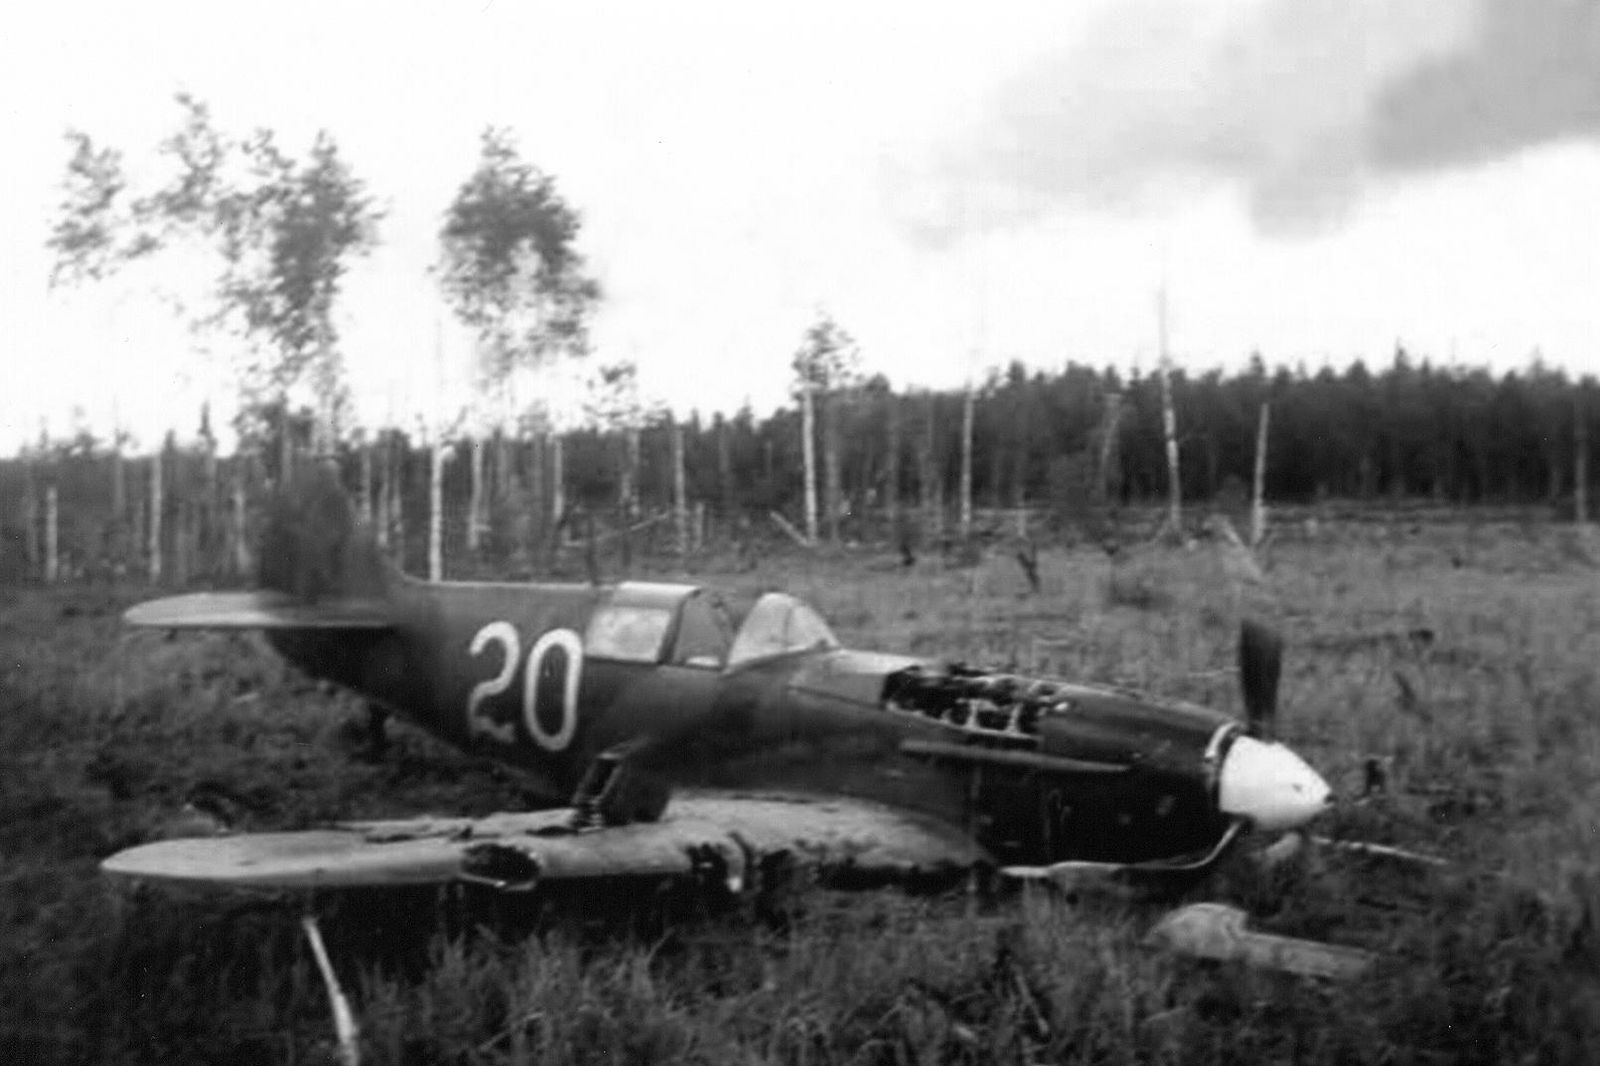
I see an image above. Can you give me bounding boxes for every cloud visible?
[904,0,1600,242]
[1370,0,1600,171]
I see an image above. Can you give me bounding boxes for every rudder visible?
[258,460,392,602]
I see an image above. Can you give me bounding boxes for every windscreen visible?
[727,592,839,666]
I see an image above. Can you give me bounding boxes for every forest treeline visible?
[1,349,1592,586]
[22,98,1593,585]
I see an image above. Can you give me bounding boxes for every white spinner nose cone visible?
[1218,735,1331,832]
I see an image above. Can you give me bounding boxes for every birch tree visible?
[438,127,600,550]
[791,312,861,544]
[583,360,660,520]
[46,95,380,475]
[1156,285,1183,538]
[233,131,379,460]
[46,133,159,287]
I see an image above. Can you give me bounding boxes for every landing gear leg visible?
[301,909,361,1065]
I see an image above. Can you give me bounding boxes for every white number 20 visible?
[466,623,583,751]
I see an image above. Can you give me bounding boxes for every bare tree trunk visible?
[131,491,146,582]
[959,384,974,539]
[1161,366,1181,531]
[1009,389,1031,509]
[715,415,733,518]
[148,447,164,584]
[919,392,941,539]
[494,425,511,507]
[550,432,566,528]
[390,439,407,566]
[1096,391,1124,502]
[1578,390,1590,524]
[22,458,38,579]
[801,384,818,544]
[231,462,251,578]
[824,391,842,543]
[769,510,808,547]
[885,390,901,533]
[467,435,485,553]
[988,424,1005,509]
[1157,289,1181,536]
[376,436,393,552]
[311,328,338,458]
[612,429,634,570]
[582,510,600,586]
[44,485,58,584]
[107,436,127,578]
[429,436,446,581]
[278,397,295,487]
[623,426,641,520]
[174,501,192,588]
[672,419,688,561]
[614,433,632,520]
[372,438,386,549]
[111,434,126,528]
[1251,400,1271,548]
[359,438,374,531]
[201,433,218,580]
[529,433,544,554]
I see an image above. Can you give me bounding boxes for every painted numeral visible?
[466,621,519,744]
[466,623,583,752]
[523,629,582,752]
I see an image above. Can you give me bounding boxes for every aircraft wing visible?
[124,591,393,630]
[100,792,990,893]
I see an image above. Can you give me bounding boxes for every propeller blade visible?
[1238,619,1284,738]
[1147,903,1377,980]
[1310,835,1449,870]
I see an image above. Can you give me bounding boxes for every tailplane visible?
[124,590,392,630]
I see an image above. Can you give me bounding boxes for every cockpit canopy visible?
[726,592,839,666]
[583,583,838,669]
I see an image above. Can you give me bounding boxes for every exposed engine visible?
[881,663,1079,742]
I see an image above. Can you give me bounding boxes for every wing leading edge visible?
[100,792,991,893]
[124,591,393,630]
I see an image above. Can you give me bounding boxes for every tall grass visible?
[6,516,1600,1062]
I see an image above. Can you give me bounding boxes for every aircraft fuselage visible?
[263,577,1293,868]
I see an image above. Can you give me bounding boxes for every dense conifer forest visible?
[2,350,1592,586]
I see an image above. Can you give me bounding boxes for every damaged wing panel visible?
[101,792,991,894]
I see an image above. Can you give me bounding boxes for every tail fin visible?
[258,460,391,602]
[125,462,396,631]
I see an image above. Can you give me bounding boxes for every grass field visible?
[6,513,1600,1064]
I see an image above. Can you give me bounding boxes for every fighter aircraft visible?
[103,466,1335,929]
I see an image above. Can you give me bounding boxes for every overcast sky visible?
[3,0,1598,451]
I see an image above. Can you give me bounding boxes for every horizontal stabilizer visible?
[124,591,393,631]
